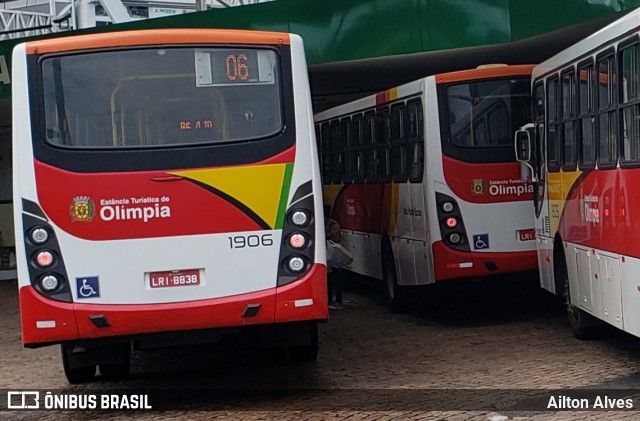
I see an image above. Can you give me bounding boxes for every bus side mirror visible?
[514,123,535,182]
[514,129,531,163]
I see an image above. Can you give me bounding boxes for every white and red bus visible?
[515,7,640,339]
[12,29,327,383]
[315,65,538,311]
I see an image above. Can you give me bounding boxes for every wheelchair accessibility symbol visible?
[76,276,100,298]
[473,234,490,250]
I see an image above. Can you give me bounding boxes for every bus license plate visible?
[517,229,536,241]
[149,269,201,288]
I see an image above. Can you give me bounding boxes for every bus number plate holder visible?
[148,269,201,288]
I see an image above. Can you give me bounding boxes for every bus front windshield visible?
[41,47,283,148]
[445,78,530,148]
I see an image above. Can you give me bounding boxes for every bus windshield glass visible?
[445,77,530,148]
[41,47,282,148]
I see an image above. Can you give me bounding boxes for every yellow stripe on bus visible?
[171,163,288,229]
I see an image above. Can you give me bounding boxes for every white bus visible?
[315,65,538,312]
[516,7,640,339]
[12,28,328,383]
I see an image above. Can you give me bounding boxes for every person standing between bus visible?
[325,211,352,309]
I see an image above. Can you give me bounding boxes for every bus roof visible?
[314,64,534,122]
[435,64,535,84]
[24,28,292,55]
[532,7,640,80]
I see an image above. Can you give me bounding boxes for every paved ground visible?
[1,272,640,420]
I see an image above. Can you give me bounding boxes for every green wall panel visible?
[289,0,423,63]
[509,0,632,40]
[421,0,511,51]
[2,0,640,102]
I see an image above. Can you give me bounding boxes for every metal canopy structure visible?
[1,0,640,116]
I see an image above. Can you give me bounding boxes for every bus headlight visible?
[30,227,49,244]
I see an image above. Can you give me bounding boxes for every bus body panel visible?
[13,31,328,350]
[19,263,327,346]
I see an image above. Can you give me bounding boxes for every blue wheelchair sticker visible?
[76,276,100,299]
[473,234,490,250]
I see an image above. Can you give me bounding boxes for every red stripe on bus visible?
[25,29,291,54]
[442,155,533,203]
[432,241,538,281]
[558,167,640,258]
[34,160,271,240]
[20,264,327,346]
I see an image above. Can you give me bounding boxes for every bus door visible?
[532,81,553,292]
[406,99,430,285]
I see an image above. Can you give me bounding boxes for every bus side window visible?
[407,100,424,183]
[619,41,640,166]
[578,61,596,169]
[352,114,366,183]
[561,69,577,171]
[364,111,377,182]
[390,103,408,182]
[330,120,342,184]
[320,122,332,183]
[546,77,561,172]
[596,53,617,169]
[342,117,354,183]
[375,107,391,182]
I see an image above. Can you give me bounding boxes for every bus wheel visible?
[558,251,602,340]
[289,323,318,362]
[99,343,131,379]
[383,251,408,313]
[61,343,96,384]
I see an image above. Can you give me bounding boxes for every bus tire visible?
[382,240,409,313]
[61,343,96,384]
[289,323,318,362]
[99,343,131,380]
[556,245,602,340]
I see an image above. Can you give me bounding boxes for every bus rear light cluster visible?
[277,194,317,286]
[436,192,470,252]
[22,207,73,302]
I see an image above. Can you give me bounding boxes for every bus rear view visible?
[12,29,327,383]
